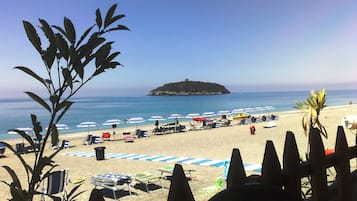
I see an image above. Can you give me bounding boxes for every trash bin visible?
[94,146,106,160]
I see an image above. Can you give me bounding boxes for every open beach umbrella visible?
[54,124,69,130]
[185,113,200,119]
[202,112,216,117]
[231,108,244,114]
[76,121,97,134]
[168,113,184,119]
[126,117,145,129]
[103,119,122,134]
[148,115,166,121]
[148,115,166,127]
[218,110,231,116]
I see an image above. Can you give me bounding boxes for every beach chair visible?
[83,134,93,145]
[102,132,111,141]
[91,136,101,144]
[0,143,5,157]
[16,142,27,154]
[61,140,70,149]
[123,132,134,142]
[134,172,163,192]
[41,169,68,201]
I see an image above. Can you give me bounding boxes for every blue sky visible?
[0,0,356,98]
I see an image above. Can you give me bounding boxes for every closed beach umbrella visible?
[77,121,97,134]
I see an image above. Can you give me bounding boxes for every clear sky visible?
[0,0,356,98]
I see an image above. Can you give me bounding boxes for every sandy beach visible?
[1,104,357,201]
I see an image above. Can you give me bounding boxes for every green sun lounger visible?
[134,172,163,192]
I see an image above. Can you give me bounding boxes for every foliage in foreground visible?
[0,4,128,201]
[294,89,328,139]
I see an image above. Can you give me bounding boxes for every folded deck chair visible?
[134,172,163,192]
[41,169,68,201]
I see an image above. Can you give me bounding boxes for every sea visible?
[1,90,356,140]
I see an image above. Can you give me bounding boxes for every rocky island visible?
[148,80,231,96]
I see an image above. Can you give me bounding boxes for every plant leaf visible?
[23,20,42,53]
[104,4,117,29]
[64,17,76,44]
[14,66,47,87]
[76,25,94,48]
[55,33,69,60]
[96,8,102,29]
[2,166,22,190]
[39,19,56,44]
[106,24,130,32]
[25,92,51,113]
[50,124,59,147]
[56,101,74,123]
[62,68,73,89]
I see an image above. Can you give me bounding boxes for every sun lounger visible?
[159,165,195,179]
[102,132,111,141]
[123,132,134,142]
[134,172,163,192]
[91,173,132,200]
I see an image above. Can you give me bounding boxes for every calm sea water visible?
[1,90,356,140]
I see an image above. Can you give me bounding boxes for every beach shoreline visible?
[1,104,357,200]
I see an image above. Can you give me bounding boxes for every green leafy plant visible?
[294,89,328,139]
[0,4,129,201]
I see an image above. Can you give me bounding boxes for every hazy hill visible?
[148,80,231,96]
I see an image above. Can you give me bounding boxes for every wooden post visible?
[227,148,247,192]
[283,131,302,200]
[335,126,352,201]
[309,128,328,201]
[261,140,283,187]
[167,164,195,201]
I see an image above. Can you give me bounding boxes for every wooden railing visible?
[167,126,357,201]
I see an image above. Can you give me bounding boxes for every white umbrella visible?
[168,113,184,119]
[231,108,244,114]
[76,121,97,134]
[126,117,145,129]
[148,116,166,121]
[103,119,122,133]
[218,110,231,116]
[185,113,200,119]
[202,112,216,117]
[103,119,122,126]
[126,117,145,124]
[55,124,69,130]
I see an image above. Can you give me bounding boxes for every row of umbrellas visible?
[9,106,274,134]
